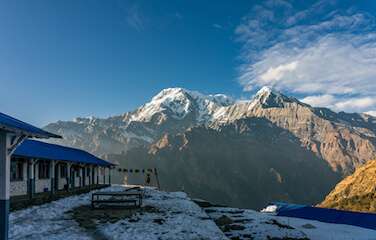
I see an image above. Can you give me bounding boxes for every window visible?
[38,160,50,179]
[87,167,91,176]
[11,159,24,182]
[60,165,67,178]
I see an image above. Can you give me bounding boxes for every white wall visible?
[34,161,51,193]
[98,167,106,184]
[10,161,107,197]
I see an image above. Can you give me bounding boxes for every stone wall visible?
[58,177,67,190]
[35,179,51,193]
[10,181,27,196]
[10,160,28,196]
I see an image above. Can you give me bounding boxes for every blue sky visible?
[1,0,376,126]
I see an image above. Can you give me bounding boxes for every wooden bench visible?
[91,190,143,209]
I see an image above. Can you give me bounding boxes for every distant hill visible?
[319,159,376,212]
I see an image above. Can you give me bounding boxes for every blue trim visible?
[0,111,61,139]
[273,202,376,230]
[0,199,9,240]
[14,140,114,167]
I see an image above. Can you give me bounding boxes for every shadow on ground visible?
[67,205,162,240]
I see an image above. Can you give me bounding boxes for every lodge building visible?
[0,111,116,240]
[9,139,114,200]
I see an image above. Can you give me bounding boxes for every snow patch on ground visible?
[10,190,96,240]
[100,187,226,240]
[11,185,376,240]
[10,185,226,240]
[205,206,376,240]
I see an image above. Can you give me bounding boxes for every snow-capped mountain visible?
[44,87,235,156]
[130,88,234,123]
[43,86,376,208]
[44,87,376,175]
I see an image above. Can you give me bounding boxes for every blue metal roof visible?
[0,112,61,138]
[272,202,376,230]
[13,140,114,167]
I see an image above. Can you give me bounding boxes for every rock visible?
[204,209,217,213]
[242,234,253,238]
[234,218,253,223]
[265,219,294,229]
[301,223,316,229]
[153,218,165,225]
[221,224,231,232]
[128,218,140,223]
[230,237,241,240]
[229,224,246,231]
[192,199,215,208]
[109,218,119,224]
[215,215,233,226]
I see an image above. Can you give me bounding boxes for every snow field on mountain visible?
[130,87,235,123]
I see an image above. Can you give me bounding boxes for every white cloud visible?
[260,61,298,82]
[365,111,376,117]
[236,0,376,114]
[301,95,336,107]
[334,97,376,111]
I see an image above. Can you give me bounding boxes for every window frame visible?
[60,165,67,178]
[38,160,50,179]
[10,159,24,182]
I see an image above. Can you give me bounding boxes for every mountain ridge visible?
[44,87,376,176]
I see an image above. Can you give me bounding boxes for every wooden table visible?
[91,191,143,209]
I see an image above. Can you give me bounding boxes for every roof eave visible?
[0,125,62,139]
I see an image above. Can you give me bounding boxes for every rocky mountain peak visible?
[73,116,98,125]
[130,87,234,123]
[251,86,305,109]
[151,87,234,107]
